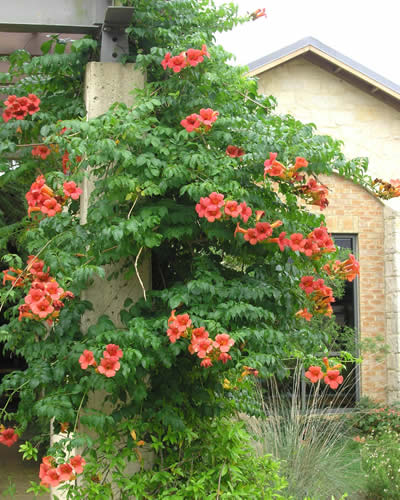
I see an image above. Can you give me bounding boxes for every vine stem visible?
[127,195,139,219]
[0,380,30,420]
[200,134,209,148]
[237,91,270,111]
[135,247,147,301]
[73,389,88,434]
[216,460,226,500]
[15,132,81,148]
[81,245,118,267]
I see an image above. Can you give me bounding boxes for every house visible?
[247,37,400,403]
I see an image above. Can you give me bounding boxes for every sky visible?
[214,0,400,86]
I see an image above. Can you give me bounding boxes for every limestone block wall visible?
[256,57,400,181]
[310,174,387,401]
[384,205,400,402]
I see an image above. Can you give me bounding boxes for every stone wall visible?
[384,205,400,402]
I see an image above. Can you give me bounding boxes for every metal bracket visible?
[100,7,134,62]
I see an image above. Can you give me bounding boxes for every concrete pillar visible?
[81,62,149,328]
[51,62,149,499]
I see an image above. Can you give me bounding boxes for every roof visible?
[247,37,400,110]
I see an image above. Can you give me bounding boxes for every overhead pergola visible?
[0,0,134,67]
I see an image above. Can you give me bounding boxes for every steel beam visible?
[0,0,112,33]
[0,1,135,63]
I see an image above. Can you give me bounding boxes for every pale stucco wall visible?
[256,57,400,182]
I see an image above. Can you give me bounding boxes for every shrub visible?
[57,419,289,499]
[346,397,400,436]
[361,430,400,499]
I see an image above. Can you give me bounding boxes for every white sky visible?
[214,0,400,86]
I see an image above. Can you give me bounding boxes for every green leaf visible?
[40,40,53,54]
[54,42,66,54]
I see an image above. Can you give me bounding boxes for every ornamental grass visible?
[246,365,365,499]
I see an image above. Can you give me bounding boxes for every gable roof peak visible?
[247,37,400,103]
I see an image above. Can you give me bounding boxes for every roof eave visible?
[246,37,400,105]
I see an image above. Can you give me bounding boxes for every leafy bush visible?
[361,430,400,499]
[52,419,289,499]
[345,397,400,436]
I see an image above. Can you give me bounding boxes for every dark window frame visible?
[330,233,360,404]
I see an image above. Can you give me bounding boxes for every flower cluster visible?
[297,177,329,210]
[305,357,343,389]
[295,308,313,321]
[263,153,329,210]
[181,108,219,133]
[196,192,252,223]
[4,256,74,324]
[39,454,85,488]
[371,178,400,199]
[239,365,259,379]
[272,225,335,256]
[299,275,335,317]
[263,153,308,180]
[162,45,210,72]
[2,94,40,122]
[323,253,360,282]
[167,310,234,368]
[25,175,82,218]
[62,151,82,175]
[32,145,51,160]
[226,145,245,158]
[79,344,123,378]
[250,8,267,20]
[235,218,283,245]
[26,175,61,217]
[0,426,18,447]
[224,365,259,390]
[25,255,74,324]
[236,217,334,257]
[196,193,335,258]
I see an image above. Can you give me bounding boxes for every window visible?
[269,234,360,410]
[329,234,360,408]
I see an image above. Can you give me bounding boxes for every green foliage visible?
[361,430,400,499]
[59,419,289,499]
[0,1,368,497]
[345,397,400,436]
[1,477,17,498]
[19,440,39,461]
